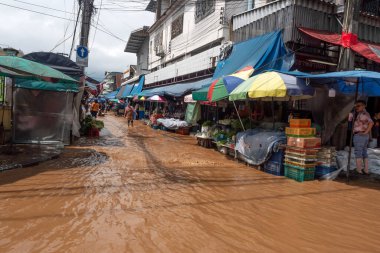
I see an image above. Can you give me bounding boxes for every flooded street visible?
[0,115,379,253]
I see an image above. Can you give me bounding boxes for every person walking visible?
[349,100,374,175]
[124,103,135,127]
[90,100,100,118]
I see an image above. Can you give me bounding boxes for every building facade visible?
[231,0,380,72]
[126,0,261,89]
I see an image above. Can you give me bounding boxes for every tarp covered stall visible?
[116,85,126,99]
[104,89,119,99]
[120,84,135,98]
[13,88,74,144]
[140,77,212,97]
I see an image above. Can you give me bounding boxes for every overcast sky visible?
[0,0,155,81]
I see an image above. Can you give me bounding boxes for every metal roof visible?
[124,26,150,53]
[145,0,157,12]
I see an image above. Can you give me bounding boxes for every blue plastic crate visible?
[315,166,337,178]
[264,161,284,176]
[268,149,285,164]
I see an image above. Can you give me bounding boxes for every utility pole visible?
[79,0,94,70]
[338,0,362,70]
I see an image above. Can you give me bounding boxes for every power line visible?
[0,2,127,43]
[91,0,103,50]
[8,0,75,14]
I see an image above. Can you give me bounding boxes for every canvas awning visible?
[213,30,293,80]
[139,77,212,97]
[130,75,145,96]
[298,27,380,64]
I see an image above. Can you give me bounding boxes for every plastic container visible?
[285,147,319,155]
[152,125,160,130]
[268,149,285,163]
[284,159,316,168]
[285,127,316,137]
[264,161,284,176]
[287,137,321,149]
[285,164,315,182]
[289,119,311,128]
[315,166,337,178]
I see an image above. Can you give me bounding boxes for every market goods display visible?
[285,118,319,182]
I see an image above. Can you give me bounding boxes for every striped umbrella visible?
[229,71,315,101]
[207,66,254,102]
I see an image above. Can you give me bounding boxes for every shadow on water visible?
[0,147,109,186]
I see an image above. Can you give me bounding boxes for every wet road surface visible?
[0,115,380,253]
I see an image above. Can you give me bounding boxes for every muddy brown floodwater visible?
[0,115,380,253]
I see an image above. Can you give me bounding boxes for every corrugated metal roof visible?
[124,26,150,53]
[145,0,157,12]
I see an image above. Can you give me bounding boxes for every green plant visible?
[202,120,213,127]
[80,116,104,136]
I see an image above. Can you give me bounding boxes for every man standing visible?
[90,100,100,118]
[350,100,374,175]
[124,103,135,127]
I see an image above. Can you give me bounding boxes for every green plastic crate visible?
[284,164,315,182]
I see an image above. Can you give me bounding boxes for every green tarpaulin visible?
[185,102,201,124]
[15,78,79,92]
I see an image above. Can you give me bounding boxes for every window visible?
[154,30,163,48]
[171,14,184,39]
[195,0,215,23]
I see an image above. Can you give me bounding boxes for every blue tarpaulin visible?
[140,77,212,97]
[130,75,144,96]
[212,30,293,81]
[297,70,380,97]
[104,89,119,99]
[235,129,287,166]
[122,84,135,98]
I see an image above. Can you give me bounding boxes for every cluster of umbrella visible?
[197,66,314,103]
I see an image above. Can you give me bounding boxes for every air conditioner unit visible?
[155,45,165,57]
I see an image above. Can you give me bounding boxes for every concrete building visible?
[231,0,380,72]
[125,0,256,89]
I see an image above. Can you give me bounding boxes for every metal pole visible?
[346,80,360,182]
[233,101,245,131]
[247,99,252,129]
[272,97,275,130]
[337,0,362,71]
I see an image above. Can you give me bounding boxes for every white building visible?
[125,0,266,89]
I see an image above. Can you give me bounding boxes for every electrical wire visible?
[90,0,103,50]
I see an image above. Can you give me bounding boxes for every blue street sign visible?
[77,46,88,59]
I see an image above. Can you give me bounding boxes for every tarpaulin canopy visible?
[140,77,212,97]
[298,27,380,64]
[0,56,77,83]
[15,78,79,92]
[23,52,82,78]
[116,85,126,99]
[130,75,144,96]
[120,84,134,98]
[104,89,120,99]
[192,31,293,101]
[212,30,293,80]
[229,71,315,101]
[298,70,380,96]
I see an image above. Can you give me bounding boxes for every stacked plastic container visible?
[315,147,337,178]
[284,119,321,182]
